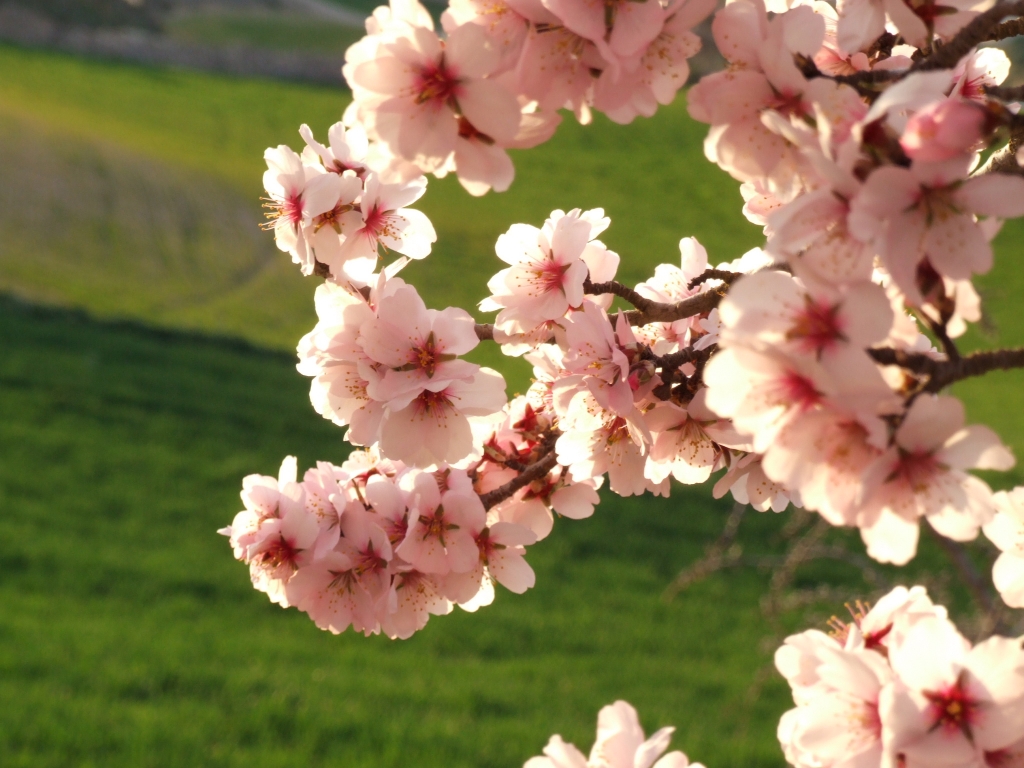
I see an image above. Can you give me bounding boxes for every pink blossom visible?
[779,646,891,768]
[339,173,437,265]
[441,520,538,605]
[543,0,667,68]
[345,21,522,175]
[377,368,508,468]
[900,99,987,164]
[591,0,711,124]
[441,0,529,75]
[767,189,877,286]
[395,472,485,574]
[718,271,894,358]
[713,452,798,512]
[262,145,344,275]
[381,568,453,639]
[858,394,1014,565]
[300,121,369,176]
[633,237,710,354]
[702,344,894,456]
[555,301,634,417]
[360,281,481,402]
[951,48,1011,103]
[883,616,1024,767]
[526,701,701,768]
[514,20,602,121]
[984,489,1024,608]
[480,209,618,336]
[848,160,1024,303]
[644,390,739,485]
[556,392,661,497]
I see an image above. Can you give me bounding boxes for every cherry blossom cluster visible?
[219,451,545,639]
[263,122,436,282]
[776,585,1024,768]
[525,699,704,768]
[339,0,716,195]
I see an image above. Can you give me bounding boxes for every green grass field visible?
[0,42,1022,767]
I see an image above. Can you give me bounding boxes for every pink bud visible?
[900,98,986,163]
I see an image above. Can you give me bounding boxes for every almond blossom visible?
[984,488,1024,609]
[884,616,1024,768]
[480,208,619,337]
[848,159,1024,303]
[858,394,1014,565]
[526,700,703,768]
[262,145,344,275]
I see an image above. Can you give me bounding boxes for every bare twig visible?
[986,15,1024,41]
[913,0,1024,73]
[926,527,1007,636]
[477,448,559,510]
[664,503,749,599]
[474,323,494,341]
[868,346,1024,392]
[622,289,724,327]
[687,269,743,290]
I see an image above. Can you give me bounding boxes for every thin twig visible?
[477,449,559,511]
[925,527,1006,636]
[687,269,743,290]
[986,15,1024,41]
[868,346,1024,391]
[912,0,1024,73]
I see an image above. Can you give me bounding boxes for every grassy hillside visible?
[0,296,980,768]
[0,44,764,354]
[0,297,801,767]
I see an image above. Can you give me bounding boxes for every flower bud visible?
[900,98,986,163]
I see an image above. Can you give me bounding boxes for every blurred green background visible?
[2,3,1024,766]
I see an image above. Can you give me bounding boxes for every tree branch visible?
[869,345,1024,392]
[912,0,1024,73]
[985,15,1024,41]
[478,448,559,511]
[622,288,724,326]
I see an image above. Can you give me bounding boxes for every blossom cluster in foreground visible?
[242,0,1024,641]
[777,585,1024,768]
[526,700,703,768]
[341,0,715,194]
[219,452,546,639]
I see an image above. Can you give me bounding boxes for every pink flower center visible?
[328,568,359,594]
[355,541,389,576]
[413,388,455,416]
[779,371,822,410]
[418,506,458,546]
[890,449,941,492]
[535,257,572,294]
[257,534,301,572]
[415,59,461,106]
[924,674,981,740]
[475,527,502,564]
[262,191,305,230]
[788,298,846,354]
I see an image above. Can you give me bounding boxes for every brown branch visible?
[913,0,1024,73]
[584,278,658,313]
[688,269,743,290]
[475,323,494,341]
[977,114,1024,176]
[478,449,559,511]
[986,84,1024,102]
[986,15,1024,41]
[623,289,724,327]
[869,345,1024,392]
[805,2,1024,93]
